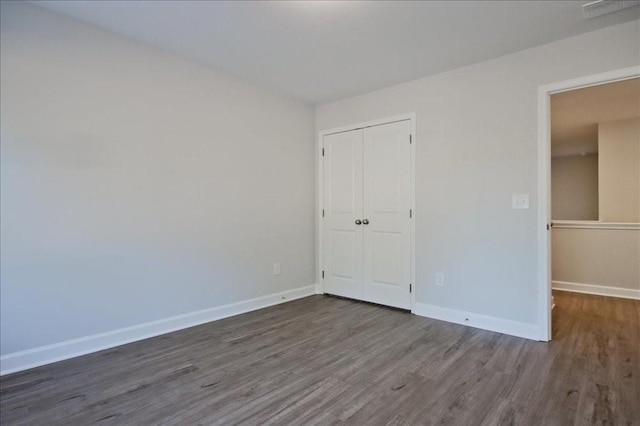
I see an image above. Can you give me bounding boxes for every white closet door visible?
[362,120,411,309]
[323,129,364,300]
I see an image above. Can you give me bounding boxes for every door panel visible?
[363,121,411,309]
[330,141,358,214]
[371,231,402,286]
[323,130,363,300]
[372,136,402,213]
[331,230,356,279]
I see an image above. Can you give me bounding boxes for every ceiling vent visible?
[582,0,640,19]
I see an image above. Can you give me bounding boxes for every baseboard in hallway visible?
[552,280,640,300]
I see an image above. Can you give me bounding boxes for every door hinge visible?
[322,209,325,218]
[409,134,412,144]
[547,222,553,231]
[322,148,325,156]
[322,270,325,279]
[409,283,412,293]
[409,209,412,218]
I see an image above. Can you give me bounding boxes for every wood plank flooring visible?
[1,291,638,425]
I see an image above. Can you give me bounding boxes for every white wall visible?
[551,154,599,220]
[552,227,640,292]
[0,2,315,356]
[598,117,640,222]
[316,20,640,327]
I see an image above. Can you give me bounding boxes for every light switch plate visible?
[512,194,529,209]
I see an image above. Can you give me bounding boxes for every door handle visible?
[355,219,362,225]
[362,219,369,225]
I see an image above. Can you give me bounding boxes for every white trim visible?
[537,81,552,342]
[317,126,324,295]
[320,114,416,137]
[413,303,540,341]
[317,113,417,311]
[552,221,640,230]
[538,66,640,95]
[537,66,640,342]
[0,285,316,376]
[410,116,417,311]
[553,281,640,300]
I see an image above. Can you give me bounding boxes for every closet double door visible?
[322,120,412,310]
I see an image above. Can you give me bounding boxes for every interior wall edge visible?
[0,284,317,376]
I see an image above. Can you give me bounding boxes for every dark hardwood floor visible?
[1,291,638,425]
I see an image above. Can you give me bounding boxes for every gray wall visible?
[0,2,316,355]
[551,155,599,220]
[599,117,640,222]
[552,227,639,290]
[316,20,640,326]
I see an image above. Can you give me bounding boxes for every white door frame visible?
[537,66,640,341]
[317,113,417,312]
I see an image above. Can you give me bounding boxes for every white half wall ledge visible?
[413,303,541,341]
[553,281,640,300]
[0,285,317,376]
[552,221,640,230]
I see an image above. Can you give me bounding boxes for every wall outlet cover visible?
[512,194,529,209]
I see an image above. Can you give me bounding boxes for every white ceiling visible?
[32,1,640,104]
[551,78,640,157]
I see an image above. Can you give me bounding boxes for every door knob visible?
[355,219,362,225]
[362,219,369,225]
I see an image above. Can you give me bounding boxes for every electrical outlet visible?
[273,262,281,276]
[436,272,445,287]
[512,194,529,209]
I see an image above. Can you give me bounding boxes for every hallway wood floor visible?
[1,291,638,425]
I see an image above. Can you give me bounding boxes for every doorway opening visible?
[538,67,640,341]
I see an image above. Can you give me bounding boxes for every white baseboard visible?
[552,280,640,300]
[413,303,540,341]
[0,285,316,376]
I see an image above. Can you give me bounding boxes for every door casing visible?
[317,113,417,312]
[536,66,639,341]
